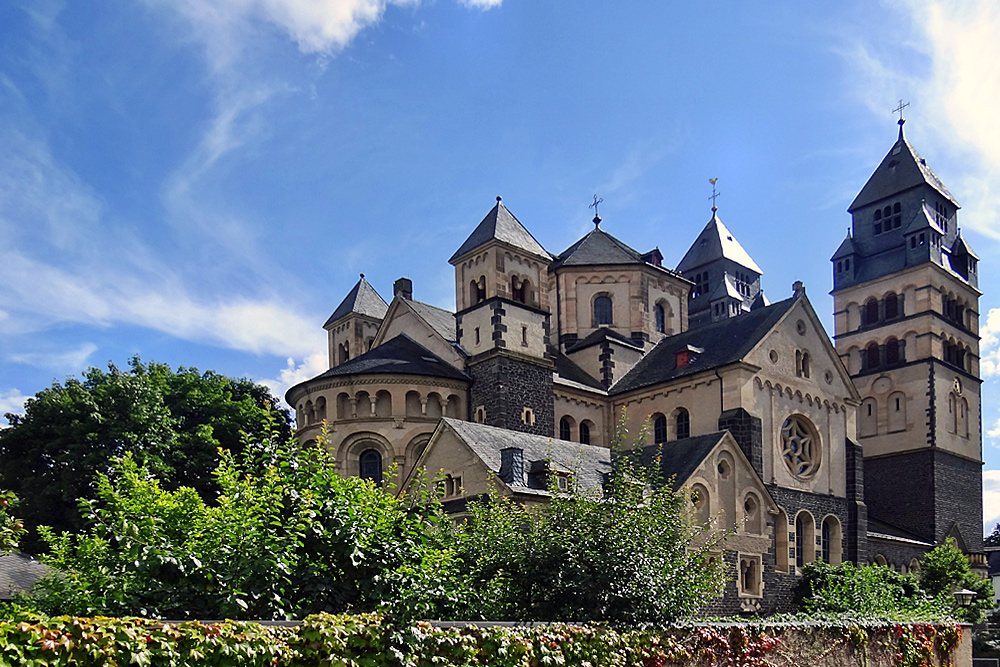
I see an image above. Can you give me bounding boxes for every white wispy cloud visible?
[981,307,1000,377]
[842,0,1000,240]
[984,469,1000,532]
[0,389,30,422]
[9,343,98,372]
[260,351,329,407]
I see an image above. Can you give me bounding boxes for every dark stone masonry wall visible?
[468,353,554,437]
[933,449,984,552]
[763,487,853,615]
[717,409,762,477]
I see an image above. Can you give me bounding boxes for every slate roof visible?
[952,232,979,260]
[549,227,648,269]
[405,299,458,343]
[676,213,763,275]
[442,417,612,494]
[302,334,469,384]
[849,124,958,212]
[867,517,934,546]
[636,432,727,485]
[903,202,945,236]
[565,326,641,354]
[449,198,550,262]
[708,273,744,302]
[324,275,388,328]
[610,296,797,395]
[830,233,857,261]
[0,553,49,600]
[550,346,605,391]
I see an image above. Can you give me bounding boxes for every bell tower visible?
[831,118,983,554]
[450,197,555,435]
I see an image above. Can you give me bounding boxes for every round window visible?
[780,415,821,478]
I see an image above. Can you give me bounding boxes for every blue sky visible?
[2,1,1000,530]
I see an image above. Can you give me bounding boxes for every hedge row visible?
[0,612,962,667]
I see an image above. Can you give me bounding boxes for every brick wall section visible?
[717,409,762,477]
[468,352,554,437]
[866,451,936,543]
[598,341,614,389]
[845,439,868,564]
[933,449,984,551]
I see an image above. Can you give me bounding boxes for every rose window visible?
[781,415,820,478]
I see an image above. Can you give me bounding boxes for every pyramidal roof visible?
[323,275,389,328]
[676,212,763,275]
[550,226,647,269]
[830,232,857,261]
[849,122,958,212]
[449,197,550,263]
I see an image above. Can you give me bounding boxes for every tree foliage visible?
[27,437,461,621]
[797,539,993,623]
[456,458,727,623]
[0,490,26,552]
[984,523,1000,547]
[0,357,291,551]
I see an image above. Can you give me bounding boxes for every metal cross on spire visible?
[709,178,720,213]
[590,194,604,227]
[893,99,910,125]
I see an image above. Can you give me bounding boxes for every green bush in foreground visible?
[26,440,462,621]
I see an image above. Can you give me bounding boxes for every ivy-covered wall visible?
[0,613,969,667]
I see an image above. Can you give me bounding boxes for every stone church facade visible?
[286,122,984,613]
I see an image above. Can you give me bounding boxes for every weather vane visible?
[709,178,720,212]
[590,194,604,227]
[893,99,909,125]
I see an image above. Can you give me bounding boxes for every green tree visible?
[985,523,1000,547]
[796,561,946,620]
[918,538,993,624]
[0,490,26,552]
[0,357,291,552]
[29,438,461,620]
[456,458,727,623]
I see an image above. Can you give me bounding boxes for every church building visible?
[286,121,984,613]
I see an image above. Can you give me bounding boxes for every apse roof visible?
[676,213,763,275]
[449,197,550,262]
[304,334,468,384]
[849,123,958,212]
[323,275,389,328]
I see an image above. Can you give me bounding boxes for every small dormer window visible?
[676,350,690,368]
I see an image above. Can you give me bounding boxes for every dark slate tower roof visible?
[449,197,550,262]
[952,232,979,260]
[676,213,762,274]
[830,233,857,261]
[323,274,388,328]
[550,227,647,269]
[849,122,958,212]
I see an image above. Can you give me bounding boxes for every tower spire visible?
[709,178,720,214]
[893,99,910,139]
[589,194,603,228]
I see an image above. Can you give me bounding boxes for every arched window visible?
[470,276,486,305]
[886,391,905,432]
[653,414,667,443]
[691,484,710,525]
[885,337,899,365]
[559,417,572,441]
[795,512,816,568]
[958,398,969,438]
[675,408,690,440]
[579,421,591,445]
[775,509,790,573]
[822,516,843,565]
[743,493,762,534]
[359,449,382,486]
[593,295,613,326]
[511,276,527,304]
[884,292,899,320]
[866,343,880,370]
[864,298,879,326]
[860,397,877,437]
[338,341,350,365]
[654,303,666,333]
